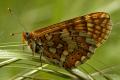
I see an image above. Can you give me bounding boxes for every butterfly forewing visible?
[26,12,111,68]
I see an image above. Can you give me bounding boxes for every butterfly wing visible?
[31,12,111,68]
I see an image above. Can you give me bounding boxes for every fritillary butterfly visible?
[22,12,112,69]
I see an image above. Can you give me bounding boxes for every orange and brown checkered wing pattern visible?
[29,12,112,68]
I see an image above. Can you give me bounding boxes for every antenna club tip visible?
[10,33,15,36]
[8,8,11,11]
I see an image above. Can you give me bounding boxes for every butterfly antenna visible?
[10,32,23,36]
[8,8,27,32]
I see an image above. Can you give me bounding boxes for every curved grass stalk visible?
[12,64,48,80]
[0,44,26,48]
[67,68,94,80]
[86,63,112,80]
[0,58,20,67]
[0,42,22,45]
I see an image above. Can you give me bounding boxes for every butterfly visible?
[22,12,112,69]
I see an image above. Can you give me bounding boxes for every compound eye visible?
[25,32,30,40]
[26,32,29,36]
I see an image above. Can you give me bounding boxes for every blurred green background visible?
[0,0,120,80]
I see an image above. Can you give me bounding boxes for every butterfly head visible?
[22,32,32,44]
